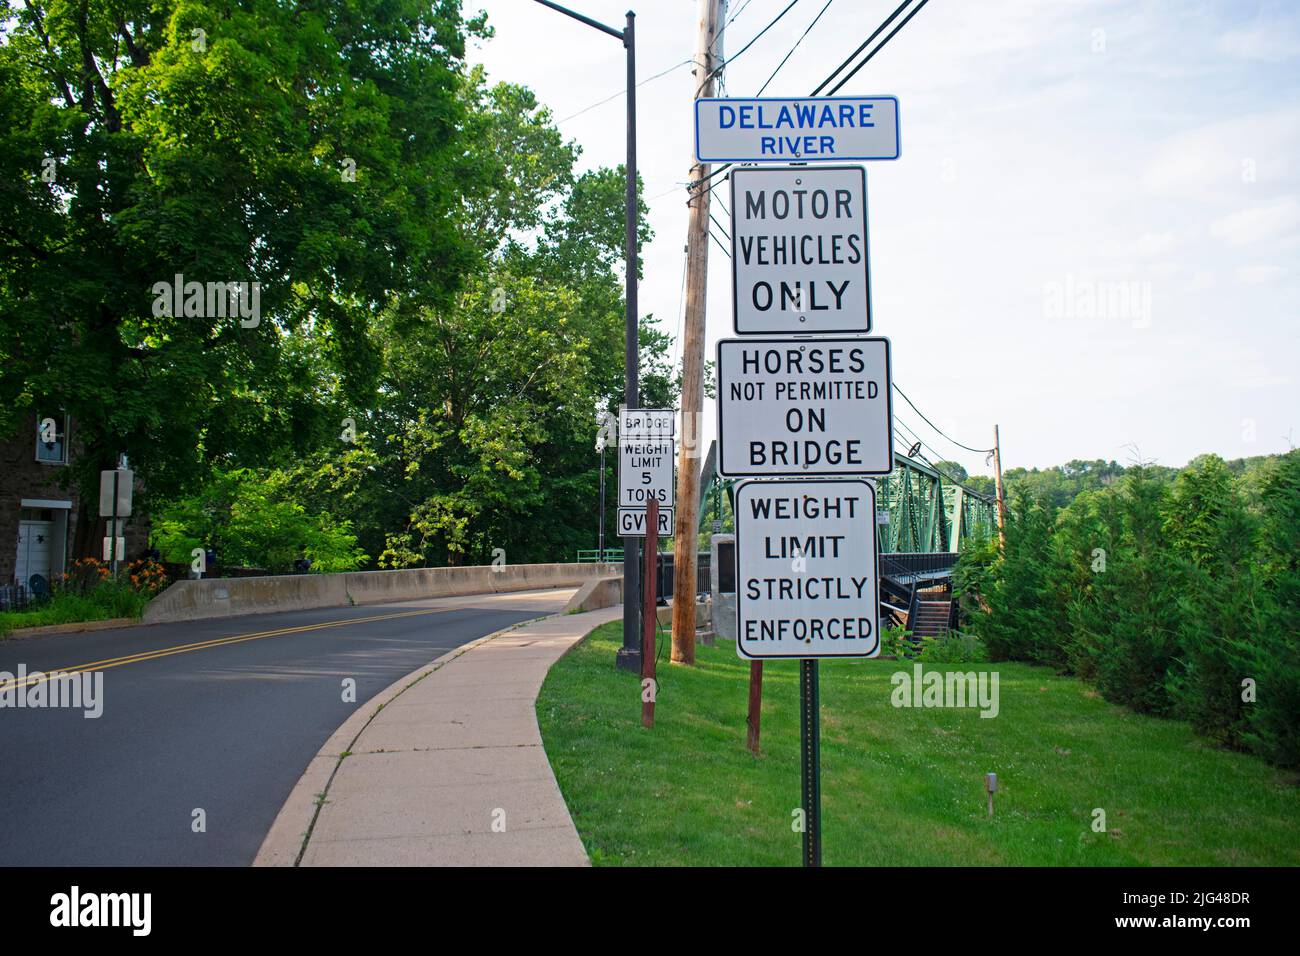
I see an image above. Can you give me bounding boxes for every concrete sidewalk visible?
[255,605,620,867]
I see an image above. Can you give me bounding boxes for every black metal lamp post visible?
[532,1,642,672]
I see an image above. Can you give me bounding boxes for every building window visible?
[35,413,68,464]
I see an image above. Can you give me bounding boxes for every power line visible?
[811,0,913,95]
[712,0,760,52]
[687,0,928,198]
[892,432,995,503]
[700,0,802,93]
[558,58,693,124]
[894,383,993,454]
[825,0,931,94]
[709,211,730,240]
[756,0,835,96]
[709,228,731,257]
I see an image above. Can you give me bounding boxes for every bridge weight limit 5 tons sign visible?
[617,407,675,538]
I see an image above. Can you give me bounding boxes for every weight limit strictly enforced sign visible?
[730,166,869,335]
[735,479,879,659]
[717,337,894,477]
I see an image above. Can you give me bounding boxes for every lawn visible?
[536,621,1300,866]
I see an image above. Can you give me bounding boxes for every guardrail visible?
[577,549,625,563]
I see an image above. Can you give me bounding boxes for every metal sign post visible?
[641,497,659,728]
[704,92,901,867]
[800,659,822,866]
[99,467,133,575]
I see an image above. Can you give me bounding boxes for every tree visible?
[1247,450,1300,766]
[1162,455,1258,745]
[0,0,484,554]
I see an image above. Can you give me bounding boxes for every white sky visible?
[467,0,1300,478]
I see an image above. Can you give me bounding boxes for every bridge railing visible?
[878,551,959,579]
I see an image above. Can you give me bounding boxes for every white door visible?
[16,520,53,587]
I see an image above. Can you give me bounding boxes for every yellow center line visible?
[0,607,448,692]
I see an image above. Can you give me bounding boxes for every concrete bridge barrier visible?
[141,562,623,625]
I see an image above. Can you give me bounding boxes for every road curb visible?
[2,617,141,640]
[253,610,579,867]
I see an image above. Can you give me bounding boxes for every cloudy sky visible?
[467,0,1299,479]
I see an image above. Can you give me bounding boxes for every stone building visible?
[1,412,148,589]
[0,411,80,588]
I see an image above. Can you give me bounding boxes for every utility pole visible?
[993,424,1007,549]
[670,0,727,667]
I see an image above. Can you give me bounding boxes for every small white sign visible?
[621,406,675,439]
[730,166,869,335]
[734,479,879,659]
[618,438,674,510]
[716,337,894,477]
[695,96,900,163]
[98,469,134,518]
[619,507,674,538]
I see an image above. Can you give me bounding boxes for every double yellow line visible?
[0,607,446,692]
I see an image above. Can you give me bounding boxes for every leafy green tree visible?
[0,0,483,553]
[1078,467,1183,714]
[1246,450,1300,766]
[971,490,1068,666]
[1162,455,1258,745]
[152,468,366,573]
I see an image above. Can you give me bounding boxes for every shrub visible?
[1244,451,1300,768]
[152,468,369,573]
[918,630,989,664]
[1162,456,1258,747]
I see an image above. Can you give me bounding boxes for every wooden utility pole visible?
[671,0,727,666]
[993,424,1007,549]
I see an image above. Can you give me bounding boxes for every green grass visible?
[537,622,1300,866]
[0,585,151,637]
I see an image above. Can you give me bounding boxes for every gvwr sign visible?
[735,479,879,659]
[730,166,869,335]
[717,337,894,477]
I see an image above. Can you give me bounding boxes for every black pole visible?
[598,442,606,558]
[800,659,822,866]
[616,9,642,673]
[529,1,640,672]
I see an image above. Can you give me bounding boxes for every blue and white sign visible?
[695,96,900,163]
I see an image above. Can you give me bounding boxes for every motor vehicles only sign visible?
[734,479,879,659]
[695,96,900,163]
[717,337,894,477]
[730,165,869,335]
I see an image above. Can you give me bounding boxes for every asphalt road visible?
[0,589,574,866]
